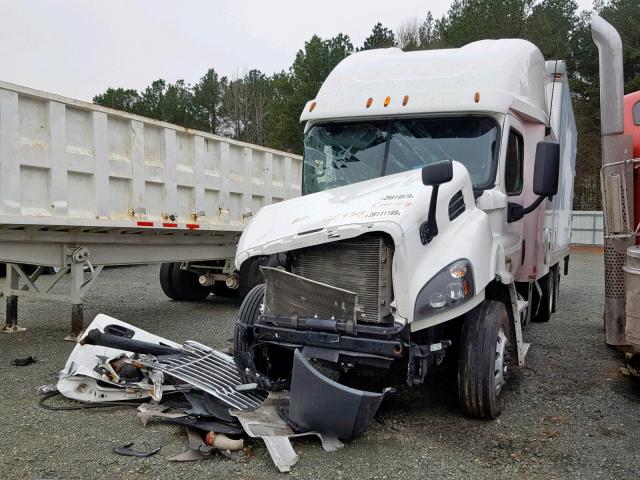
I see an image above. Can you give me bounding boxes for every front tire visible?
[458,300,510,419]
[233,284,292,383]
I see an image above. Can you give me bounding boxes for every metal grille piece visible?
[140,341,266,410]
[293,234,394,324]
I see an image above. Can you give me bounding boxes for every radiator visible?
[292,234,394,324]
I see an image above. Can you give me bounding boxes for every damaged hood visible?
[237,162,471,265]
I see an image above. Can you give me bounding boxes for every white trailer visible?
[232,39,577,419]
[0,81,302,338]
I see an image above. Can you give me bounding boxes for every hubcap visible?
[494,328,508,395]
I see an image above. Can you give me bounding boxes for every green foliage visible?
[93,88,140,112]
[360,23,396,50]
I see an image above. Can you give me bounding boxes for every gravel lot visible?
[0,248,638,479]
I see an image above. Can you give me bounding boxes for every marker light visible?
[366,97,373,108]
[474,92,480,103]
[309,101,317,112]
[402,95,409,106]
[384,96,391,107]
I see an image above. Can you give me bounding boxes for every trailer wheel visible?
[233,284,291,382]
[532,272,554,322]
[159,263,180,300]
[170,263,211,301]
[458,300,510,419]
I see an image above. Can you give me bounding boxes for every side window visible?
[505,129,524,196]
[634,101,640,126]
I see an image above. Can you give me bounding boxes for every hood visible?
[236,162,471,266]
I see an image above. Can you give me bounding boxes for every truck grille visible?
[292,234,394,324]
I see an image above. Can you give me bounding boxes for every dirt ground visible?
[0,248,638,479]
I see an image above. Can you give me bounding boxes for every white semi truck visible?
[0,81,302,338]
[232,39,577,419]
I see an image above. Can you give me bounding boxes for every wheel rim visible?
[494,328,508,395]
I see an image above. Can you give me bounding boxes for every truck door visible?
[503,115,526,273]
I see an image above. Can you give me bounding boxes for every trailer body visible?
[0,81,301,336]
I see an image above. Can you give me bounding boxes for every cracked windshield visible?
[303,116,499,194]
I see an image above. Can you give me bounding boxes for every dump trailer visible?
[0,81,302,338]
[233,39,577,419]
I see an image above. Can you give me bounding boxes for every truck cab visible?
[233,39,576,419]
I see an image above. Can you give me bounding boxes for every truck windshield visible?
[302,116,499,194]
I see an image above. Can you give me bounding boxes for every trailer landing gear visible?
[0,249,103,340]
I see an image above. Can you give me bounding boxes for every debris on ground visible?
[112,442,161,458]
[10,356,37,366]
[50,314,387,472]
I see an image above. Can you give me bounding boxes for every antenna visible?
[547,35,561,137]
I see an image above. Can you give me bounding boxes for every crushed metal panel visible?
[230,391,343,473]
[262,267,358,324]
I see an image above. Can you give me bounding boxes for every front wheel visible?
[458,300,511,419]
[233,284,292,383]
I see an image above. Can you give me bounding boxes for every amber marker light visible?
[384,96,391,107]
[366,97,373,108]
[474,92,480,103]
[402,95,409,106]
[309,101,317,112]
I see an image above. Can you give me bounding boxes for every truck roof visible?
[301,39,551,125]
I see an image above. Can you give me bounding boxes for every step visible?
[517,299,529,313]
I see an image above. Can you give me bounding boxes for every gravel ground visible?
[0,248,639,479]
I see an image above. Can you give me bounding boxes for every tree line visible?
[94,0,640,210]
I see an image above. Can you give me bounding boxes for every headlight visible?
[414,259,474,319]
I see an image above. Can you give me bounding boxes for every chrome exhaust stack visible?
[591,14,635,346]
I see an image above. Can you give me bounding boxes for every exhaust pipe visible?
[591,14,625,135]
[591,14,634,346]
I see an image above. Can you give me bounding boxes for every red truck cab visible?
[624,91,640,238]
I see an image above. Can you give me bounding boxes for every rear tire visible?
[160,262,210,301]
[159,263,180,300]
[458,300,510,419]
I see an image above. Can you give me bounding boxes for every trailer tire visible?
[159,263,180,300]
[532,272,553,322]
[170,263,211,301]
[458,300,510,419]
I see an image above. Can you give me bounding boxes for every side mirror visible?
[533,142,560,196]
[422,160,453,187]
[419,160,453,245]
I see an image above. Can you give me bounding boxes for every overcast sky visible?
[0,0,595,101]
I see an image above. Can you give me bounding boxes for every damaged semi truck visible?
[233,39,577,419]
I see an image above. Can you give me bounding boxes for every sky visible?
[0,0,595,101]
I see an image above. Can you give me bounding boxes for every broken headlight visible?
[414,259,474,319]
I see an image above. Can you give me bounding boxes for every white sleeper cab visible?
[233,39,577,419]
